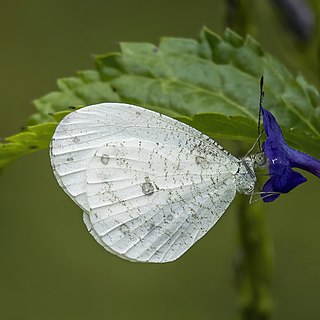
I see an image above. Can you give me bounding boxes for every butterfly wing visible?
[50,103,240,262]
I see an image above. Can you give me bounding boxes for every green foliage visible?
[1,27,320,171]
[0,123,57,172]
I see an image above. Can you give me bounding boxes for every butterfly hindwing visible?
[84,139,237,262]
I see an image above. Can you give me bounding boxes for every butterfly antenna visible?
[258,76,265,152]
[245,77,265,158]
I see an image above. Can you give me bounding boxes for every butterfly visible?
[50,102,263,262]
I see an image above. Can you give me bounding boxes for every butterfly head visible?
[253,151,268,169]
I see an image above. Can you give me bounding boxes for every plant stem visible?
[234,196,274,320]
[225,0,255,36]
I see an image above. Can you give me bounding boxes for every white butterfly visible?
[50,103,259,263]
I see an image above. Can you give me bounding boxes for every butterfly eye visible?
[254,152,267,168]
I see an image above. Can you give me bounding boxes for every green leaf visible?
[0,122,57,171]
[1,27,320,171]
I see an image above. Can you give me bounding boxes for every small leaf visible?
[1,27,320,171]
[0,122,57,170]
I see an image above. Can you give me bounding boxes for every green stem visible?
[225,0,255,37]
[234,196,274,320]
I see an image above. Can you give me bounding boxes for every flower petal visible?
[261,178,280,203]
[260,107,285,143]
[286,147,320,178]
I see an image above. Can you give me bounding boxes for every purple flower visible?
[261,106,320,202]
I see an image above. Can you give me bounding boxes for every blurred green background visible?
[1,1,320,319]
